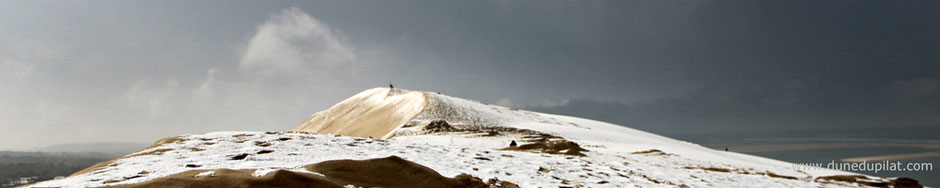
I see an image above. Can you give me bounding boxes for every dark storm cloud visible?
[1,0,937,148]
[525,0,940,139]
[526,78,940,138]
[335,0,940,104]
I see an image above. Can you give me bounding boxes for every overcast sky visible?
[1,0,938,149]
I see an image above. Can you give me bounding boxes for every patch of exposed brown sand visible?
[306,156,515,188]
[106,156,517,188]
[630,149,674,156]
[842,151,940,162]
[500,140,588,156]
[680,166,801,180]
[815,175,922,188]
[292,87,429,139]
[305,155,458,187]
[107,169,342,188]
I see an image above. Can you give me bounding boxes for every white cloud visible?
[496,98,514,107]
[0,58,34,94]
[1,58,35,83]
[239,7,356,75]
[0,40,58,86]
[122,79,180,118]
[194,67,219,97]
[0,8,373,149]
[539,99,570,108]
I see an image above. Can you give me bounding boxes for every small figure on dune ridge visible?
[510,140,517,147]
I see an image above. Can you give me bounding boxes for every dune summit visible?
[291,87,428,139]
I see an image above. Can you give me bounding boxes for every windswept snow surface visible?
[32,88,912,187]
[393,90,903,187]
[400,91,852,175]
[30,132,869,188]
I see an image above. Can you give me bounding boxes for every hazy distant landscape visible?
[0,142,145,187]
[0,151,113,187]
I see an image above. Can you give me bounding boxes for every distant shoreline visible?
[842,151,940,162]
[729,142,940,152]
[727,142,940,161]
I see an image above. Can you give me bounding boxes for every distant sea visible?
[678,129,940,187]
[747,147,939,187]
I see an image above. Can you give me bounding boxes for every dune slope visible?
[291,87,428,139]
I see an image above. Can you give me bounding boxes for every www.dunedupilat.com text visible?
[793,160,933,173]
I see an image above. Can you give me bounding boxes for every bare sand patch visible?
[630,149,675,156]
[105,156,516,188]
[418,119,544,138]
[682,166,732,173]
[292,87,429,139]
[681,166,801,181]
[500,140,588,156]
[415,119,588,156]
[815,175,922,188]
[306,156,468,187]
[107,168,343,188]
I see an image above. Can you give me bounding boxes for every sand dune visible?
[291,87,428,139]
[31,87,924,187]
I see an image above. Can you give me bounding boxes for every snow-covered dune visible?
[29,87,924,187]
[291,87,922,187]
